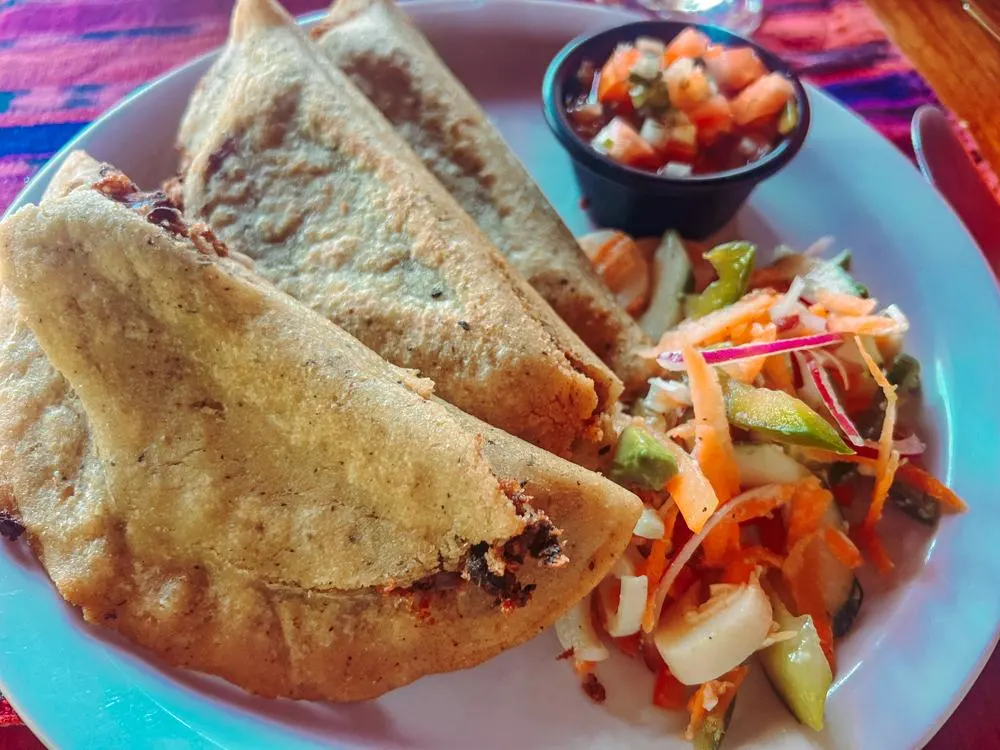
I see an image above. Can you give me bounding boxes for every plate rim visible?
[1,2,998,749]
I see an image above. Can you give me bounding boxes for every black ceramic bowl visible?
[542,20,811,239]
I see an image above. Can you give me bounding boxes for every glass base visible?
[636,0,763,36]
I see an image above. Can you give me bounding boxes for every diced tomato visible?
[663,58,713,113]
[703,46,767,94]
[731,72,796,126]
[687,94,734,145]
[591,116,660,170]
[664,28,711,65]
[598,45,641,107]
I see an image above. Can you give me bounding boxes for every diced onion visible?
[657,332,841,372]
[640,118,670,151]
[654,573,772,685]
[600,575,649,638]
[633,507,667,539]
[661,162,693,178]
[555,599,609,663]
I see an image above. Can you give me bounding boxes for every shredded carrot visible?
[653,665,689,711]
[855,335,900,530]
[661,428,720,534]
[823,527,863,569]
[814,289,878,317]
[702,518,741,568]
[722,322,778,383]
[646,291,776,355]
[895,462,969,512]
[783,534,836,668]
[786,477,834,547]
[684,346,740,502]
[685,666,749,740]
[828,315,904,337]
[762,352,795,394]
[807,303,828,317]
[728,321,752,343]
[720,546,785,584]
[852,523,894,574]
[728,483,799,523]
[644,538,672,588]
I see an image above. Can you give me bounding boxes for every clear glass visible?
[636,0,763,36]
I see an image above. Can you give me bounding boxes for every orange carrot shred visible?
[852,523,894,574]
[644,538,671,588]
[685,666,749,740]
[762,352,795,394]
[783,534,836,668]
[895,463,969,512]
[721,546,785,584]
[787,478,834,546]
[814,289,878,316]
[645,290,776,355]
[661,436,719,534]
[702,518,741,568]
[855,335,900,530]
[684,346,740,502]
[823,527,863,569]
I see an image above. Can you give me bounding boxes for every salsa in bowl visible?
[542,21,811,238]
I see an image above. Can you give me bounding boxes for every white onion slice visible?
[633,507,667,540]
[654,574,772,684]
[601,575,649,638]
[555,599,609,663]
[803,236,835,257]
[770,275,806,321]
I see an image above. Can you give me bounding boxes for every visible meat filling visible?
[406,480,566,613]
[92,169,228,258]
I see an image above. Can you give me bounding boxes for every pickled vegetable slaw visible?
[557,232,968,747]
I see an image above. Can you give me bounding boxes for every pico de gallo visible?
[557,230,967,748]
[566,28,800,177]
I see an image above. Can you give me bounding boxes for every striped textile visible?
[0,0,993,734]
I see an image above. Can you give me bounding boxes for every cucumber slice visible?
[803,258,868,298]
[733,444,812,487]
[639,231,693,340]
[692,698,737,750]
[815,502,863,637]
[759,592,832,731]
[889,475,941,526]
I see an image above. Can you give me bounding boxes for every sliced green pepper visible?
[759,592,833,731]
[610,425,679,490]
[687,242,757,319]
[722,380,853,455]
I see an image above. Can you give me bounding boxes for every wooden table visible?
[859,5,1000,747]
[866,0,1000,172]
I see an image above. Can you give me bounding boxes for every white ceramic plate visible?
[2,2,998,749]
